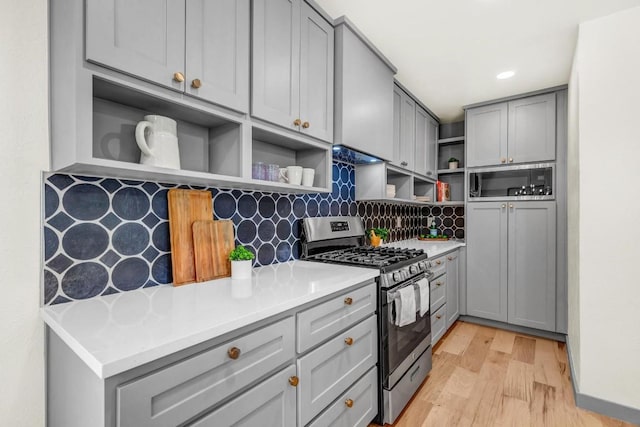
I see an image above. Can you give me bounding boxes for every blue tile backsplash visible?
[43,161,357,305]
[43,160,464,305]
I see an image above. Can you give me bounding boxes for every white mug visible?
[278,168,288,183]
[135,115,181,169]
[286,166,303,185]
[302,168,315,186]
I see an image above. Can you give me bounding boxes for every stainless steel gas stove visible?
[301,216,433,425]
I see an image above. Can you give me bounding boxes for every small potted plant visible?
[448,157,459,169]
[229,245,255,279]
[368,227,389,247]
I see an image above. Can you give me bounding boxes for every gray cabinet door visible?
[86,0,186,90]
[426,115,439,178]
[508,93,556,164]
[445,250,460,328]
[189,365,296,427]
[466,202,508,322]
[414,106,428,176]
[466,102,508,167]
[185,0,249,112]
[251,0,300,130]
[392,89,415,170]
[507,201,556,331]
[299,2,334,143]
[392,86,402,164]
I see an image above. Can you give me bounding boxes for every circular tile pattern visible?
[61,263,108,299]
[44,227,58,261]
[62,223,109,260]
[113,187,150,220]
[214,192,236,219]
[63,184,109,220]
[112,258,149,291]
[113,223,150,256]
[152,222,171,252]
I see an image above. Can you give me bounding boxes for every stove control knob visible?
[409,265,417,274]
[392,272,400,282]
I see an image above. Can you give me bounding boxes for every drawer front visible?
[297,315,378,426]
[429,255,447,271]
[188,365,296,427]
[308,367,378,427]
[431,304,446,345]
[117,317,295,427]
[430,273,447,312]
[297,281,376,353]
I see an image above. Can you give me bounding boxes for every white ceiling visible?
[315,0,640,122]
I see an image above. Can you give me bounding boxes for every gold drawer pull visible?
[501,158,506,163]
[436,260,442,265]
[289,376,299,387]
[344,337,354,346]
[294,118,302,126]
[509,157,514,163]
[447,256,452,261]
[191,78,202,89]
[173,72,185,82]
[436,282,442,287]
[344,297,353,305]
[345,399,354,408]
[302,121,310,129]
[227,346,241,360]
[436,314,442,320]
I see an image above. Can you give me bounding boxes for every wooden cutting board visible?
[192,220,235,282]
[167,189,213,286]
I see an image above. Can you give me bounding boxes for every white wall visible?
[568,6,640,409]
[0,0,49,424]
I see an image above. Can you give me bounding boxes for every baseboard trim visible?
[458,315,566,342]
[566,338,640,424]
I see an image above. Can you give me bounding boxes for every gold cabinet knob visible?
[447,256,452,261]
[509,158,514,163]
[302,121,310,129]
[293,119,302,127]
[289,376,299,387]
[436,260,442,265]
[436,314,442,320]
[173,72,185,83]
[227,346,241,360]
[501,204,506,208]
[501,158,506,163]
[509,204,514,208]
[436,282,442,286]
[345,399,354,408]
[344,337,354,346]
[191,78,202,89]
[344,297,353,305]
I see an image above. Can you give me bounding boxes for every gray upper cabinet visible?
[445,250,460,328]
[414,105,428,175]
[392,86,415,170]
[185,0,250,112]
[508,93,556,164]
[334,18,396,160]
[467,201,557,332]
[507,202,556,331]
[86,0,250,112]
[466,202,508,322]
[425,113,438,178]
[467,92,556,167]
[252,0,333,143]
[466,103,508,167]
[86,0,186,90]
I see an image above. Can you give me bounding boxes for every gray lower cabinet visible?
[430,305,447,345]
[117,317,295,427]
[252,0,334,142]
[86,0,250,112]
[466,92,556,167]
[297,315,378,426]
[467,201,557,331]
[189,365,297,427]
[334,18,396,161]
[445,251,460,328]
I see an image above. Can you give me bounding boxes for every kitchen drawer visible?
[429,255,447,271]
[297,281,376,353]
[117,317,295,427]
[431,304,446,345]
[308,367,378,427]
[430,273,447,312]
[297,315,378,426]
[188,365,296,427]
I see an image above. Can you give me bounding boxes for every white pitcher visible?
[135,115,181,169]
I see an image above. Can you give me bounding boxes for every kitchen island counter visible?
[41,261,379,379]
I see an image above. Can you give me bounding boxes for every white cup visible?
[302,168,315,186]
[286,166,303,185]
[278,168,288,183]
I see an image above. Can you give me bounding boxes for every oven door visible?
[381,274,431,389]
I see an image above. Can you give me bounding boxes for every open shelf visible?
[438,136,465,145]
[437,168,465,175]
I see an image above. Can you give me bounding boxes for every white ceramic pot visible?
[448,161,459,169]
[231,259,252,279]
[135,115,181,169]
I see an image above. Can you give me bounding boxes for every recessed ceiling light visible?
[497,70,515,80]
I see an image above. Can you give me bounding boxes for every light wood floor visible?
[374,321,637,427]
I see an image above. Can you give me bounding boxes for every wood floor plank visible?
[512,335,536,364]
[491,329,516,354]
[373,322,635,427]
[503,359,534,402]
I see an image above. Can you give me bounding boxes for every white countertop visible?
[41,261,379,379]
[385,239,466,258]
